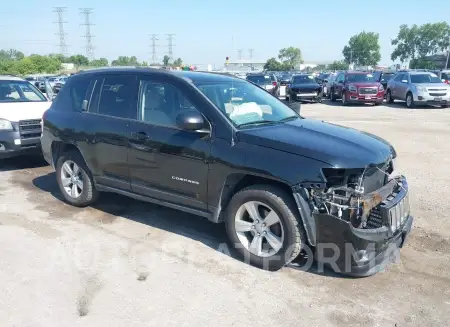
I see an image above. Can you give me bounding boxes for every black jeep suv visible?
[41,68,413,275]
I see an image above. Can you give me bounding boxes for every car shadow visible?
[383,102,448,110]
[32,172,345,278]
[0,155,48,172]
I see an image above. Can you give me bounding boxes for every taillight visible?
[445,80,449,84]
[272,81,277,86]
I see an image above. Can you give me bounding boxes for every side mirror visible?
[176,110,207,131]
[324,79,328,83]
[401,80,408,83]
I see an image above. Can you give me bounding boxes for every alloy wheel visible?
[234,201,284,257]
[60,160,84,198]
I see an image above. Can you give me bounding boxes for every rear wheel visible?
[225,185,306,271]
[56,151,99,207]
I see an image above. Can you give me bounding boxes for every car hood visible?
[0,101,51,122]
[237,118,394,168]
[291,83,319,89]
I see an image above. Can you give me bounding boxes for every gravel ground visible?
[1,101,449,327]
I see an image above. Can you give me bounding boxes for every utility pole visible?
[446,49,450,70]
[166,34,175,61]
[150,34,159,63]
[248,49,254,60]
[79,8,95,61]
[350,49,353,64]
[237,49,243,61]
[53,7,68,55]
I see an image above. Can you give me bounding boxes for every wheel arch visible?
[51,141,91,173]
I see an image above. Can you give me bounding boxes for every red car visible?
[329,71,385,105]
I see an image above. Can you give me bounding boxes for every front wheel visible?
[406,92,414,108]
[341,91,348,106]
[386,90,394,104]
[225,185,306,271]
[56,151,99,207]
[330,89,336,102]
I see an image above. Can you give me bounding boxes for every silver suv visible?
[386,71,450,108]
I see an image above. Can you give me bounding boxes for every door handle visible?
[132,131,149,140]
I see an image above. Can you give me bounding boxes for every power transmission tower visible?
[53,7,68,55]
[248,49,254,60]
[79,8,95,60]
[149,34,159,63]
[237,49,243,61]
[166,34,175,60]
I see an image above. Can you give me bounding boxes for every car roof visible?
[76,67,242,83]
[0,75,25,81]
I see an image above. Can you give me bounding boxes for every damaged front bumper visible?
[293,176,413,277]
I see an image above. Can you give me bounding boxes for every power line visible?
[166,34,175,60]
[150,34,159,63]
[237,49,243,61]
[79,8,95,60]
[53,7,68,55]
[248,49,254,60]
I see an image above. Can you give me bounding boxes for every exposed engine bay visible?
[310,159,404,229]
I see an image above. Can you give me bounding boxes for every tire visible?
[374,102,382,106]
[330,89,336,102]
[406,92,414,108]
[441,105,448,108]
[386,90,394,104]
[56,150,99,207]
[341,91,347,106]
[224,185,306,271]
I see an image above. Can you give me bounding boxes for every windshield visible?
[280,74,291,80]
[382,73,395,81]
[193,79,299,127]
[346,73,376,83]
[0,81,47,102]
[293,75,316,84]
[411,74,442,83]
[246,75,271,85]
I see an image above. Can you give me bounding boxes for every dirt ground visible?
[1,101,449,327]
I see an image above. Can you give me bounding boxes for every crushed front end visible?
[293,159,413,276]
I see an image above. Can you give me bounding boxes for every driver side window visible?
[138,80,200,128]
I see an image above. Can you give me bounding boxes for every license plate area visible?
[434,97,442,101]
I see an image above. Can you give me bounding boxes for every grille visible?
[429,93,446,97]
[365,206,383,229]
[359,87,377,95]
[19,119,41,140]
[428,88,446,92]
[296,88,318,93]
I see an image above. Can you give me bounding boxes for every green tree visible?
[0,49,24,61]
[391,22,450,64]
[263,57,283,71]
[90,57,109,67]
[111,56,141,66]
[328,60,349,71]
[342,31,381,66]
[162,55,171,66]
[69,54,89,67]
[278,47,303,69]
[173,58,183,67]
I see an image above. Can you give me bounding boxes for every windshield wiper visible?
[237,120,279,128]
[279,115,298,122]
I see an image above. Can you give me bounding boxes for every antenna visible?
[166,34,175,61]
[237,49,243,61]
[150,34,159,63]
[248,49,254,60]
[79,8,95,60]
[53,7,68,55]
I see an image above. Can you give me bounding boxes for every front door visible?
[128,77,210,211]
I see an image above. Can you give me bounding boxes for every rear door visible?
[334,73,345,98]
[82,74,138,190]
[396,73,409,100]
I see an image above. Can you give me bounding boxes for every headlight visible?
[348,85,357,92]
[378,84,384,91]
[416,86,426,93]
[0,119,13,131]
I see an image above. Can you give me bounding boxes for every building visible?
[224,60,266,73]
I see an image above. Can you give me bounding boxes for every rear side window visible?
[247,75,270,85]
[92,75,137,119]
[70,76,94,111]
